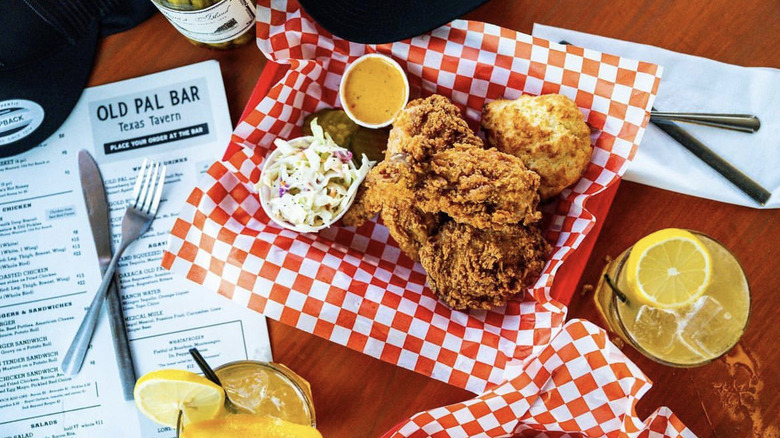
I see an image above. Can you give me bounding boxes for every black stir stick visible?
[189,348,242,413]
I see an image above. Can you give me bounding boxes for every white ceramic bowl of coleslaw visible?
[256,120,374,233]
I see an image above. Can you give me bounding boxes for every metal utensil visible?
[77,150,137,400]
[556,41,761,134]
[560,39,769,205]
[650,111,771,205]
[650,112,760,133]
[62,158,167,376]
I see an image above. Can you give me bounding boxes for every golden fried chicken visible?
[341,157,439,260]
[378,205,441,259]
[420,145,541,230]
[341,161,397,226]
[481,94,592,200]
[385,94,482,165]
[419,221,550,310]
[343,94,484,259]
[342,94,549,308]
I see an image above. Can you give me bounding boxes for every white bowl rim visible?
[258,136,364,234]
[339,53,410,129]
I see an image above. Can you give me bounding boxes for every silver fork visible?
[62,159,167,376]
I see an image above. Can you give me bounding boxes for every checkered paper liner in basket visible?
[161,0,692,436]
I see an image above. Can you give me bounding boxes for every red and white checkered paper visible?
[162,1,693,436]
[391,319,694,438]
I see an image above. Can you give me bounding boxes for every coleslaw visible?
[257,119,374,231]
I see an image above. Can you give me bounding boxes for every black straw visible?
[189,348,223,386]
[188,348,240,413]
[176,410,183,438]
[603,273,629,304]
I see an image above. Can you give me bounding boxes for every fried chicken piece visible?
[419,221,551,310]
[386,94,482,167]
[343,94,549,305]
[344,94,477,228]
[341,163,389,227]
[481,94,592,200]
[420,145,541,230]
[341,156,441,260]
[379,206,442,260]
[344,94,483,258]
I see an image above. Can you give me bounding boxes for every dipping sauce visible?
[340,54,409,127]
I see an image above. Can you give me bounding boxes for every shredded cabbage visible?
[258,119,374,230]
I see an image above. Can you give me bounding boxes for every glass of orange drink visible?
[134,361,320,438]
[593,228,750,367]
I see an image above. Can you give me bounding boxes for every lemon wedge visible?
[181,414,322,438]
[134,369,225,427]
[624,228,712,309]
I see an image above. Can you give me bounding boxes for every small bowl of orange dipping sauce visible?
[339,53,409,128]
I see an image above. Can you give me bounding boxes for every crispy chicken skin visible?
[481,94,592,200]
[343,94,485,259]
[379,206,442,260]
[342,94,549,308]
[341,158,440,260]
[419,221,550,310]
[341,171,384,227]
[420,145,541,230]
[386,94,482,164]
[344,94,479,229]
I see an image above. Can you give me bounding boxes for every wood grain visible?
[90,3,780,436]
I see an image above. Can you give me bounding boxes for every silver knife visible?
[78,150,137,400]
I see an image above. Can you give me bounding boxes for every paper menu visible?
[0,61,271,438]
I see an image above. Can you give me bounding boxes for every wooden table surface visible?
[90,1,780,437]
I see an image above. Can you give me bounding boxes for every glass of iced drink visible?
[594,229,750,367]
[214,361,316,426]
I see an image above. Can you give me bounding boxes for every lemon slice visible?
[134,369,225,427]
[624,228,712,308]
[181,414,322,438]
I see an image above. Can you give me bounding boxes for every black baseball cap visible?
[0,0,155,158]
[298,0,490,44]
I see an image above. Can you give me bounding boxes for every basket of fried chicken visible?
[165,2,662,398]
[335,93,592,310]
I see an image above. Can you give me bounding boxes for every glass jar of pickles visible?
[151,0,256,49]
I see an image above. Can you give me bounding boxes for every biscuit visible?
[481,94,592,200]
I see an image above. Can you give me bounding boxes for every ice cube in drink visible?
[629,305,679,355]
[678,296,739,358]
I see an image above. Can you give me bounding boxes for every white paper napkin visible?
[533,23,779,208]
